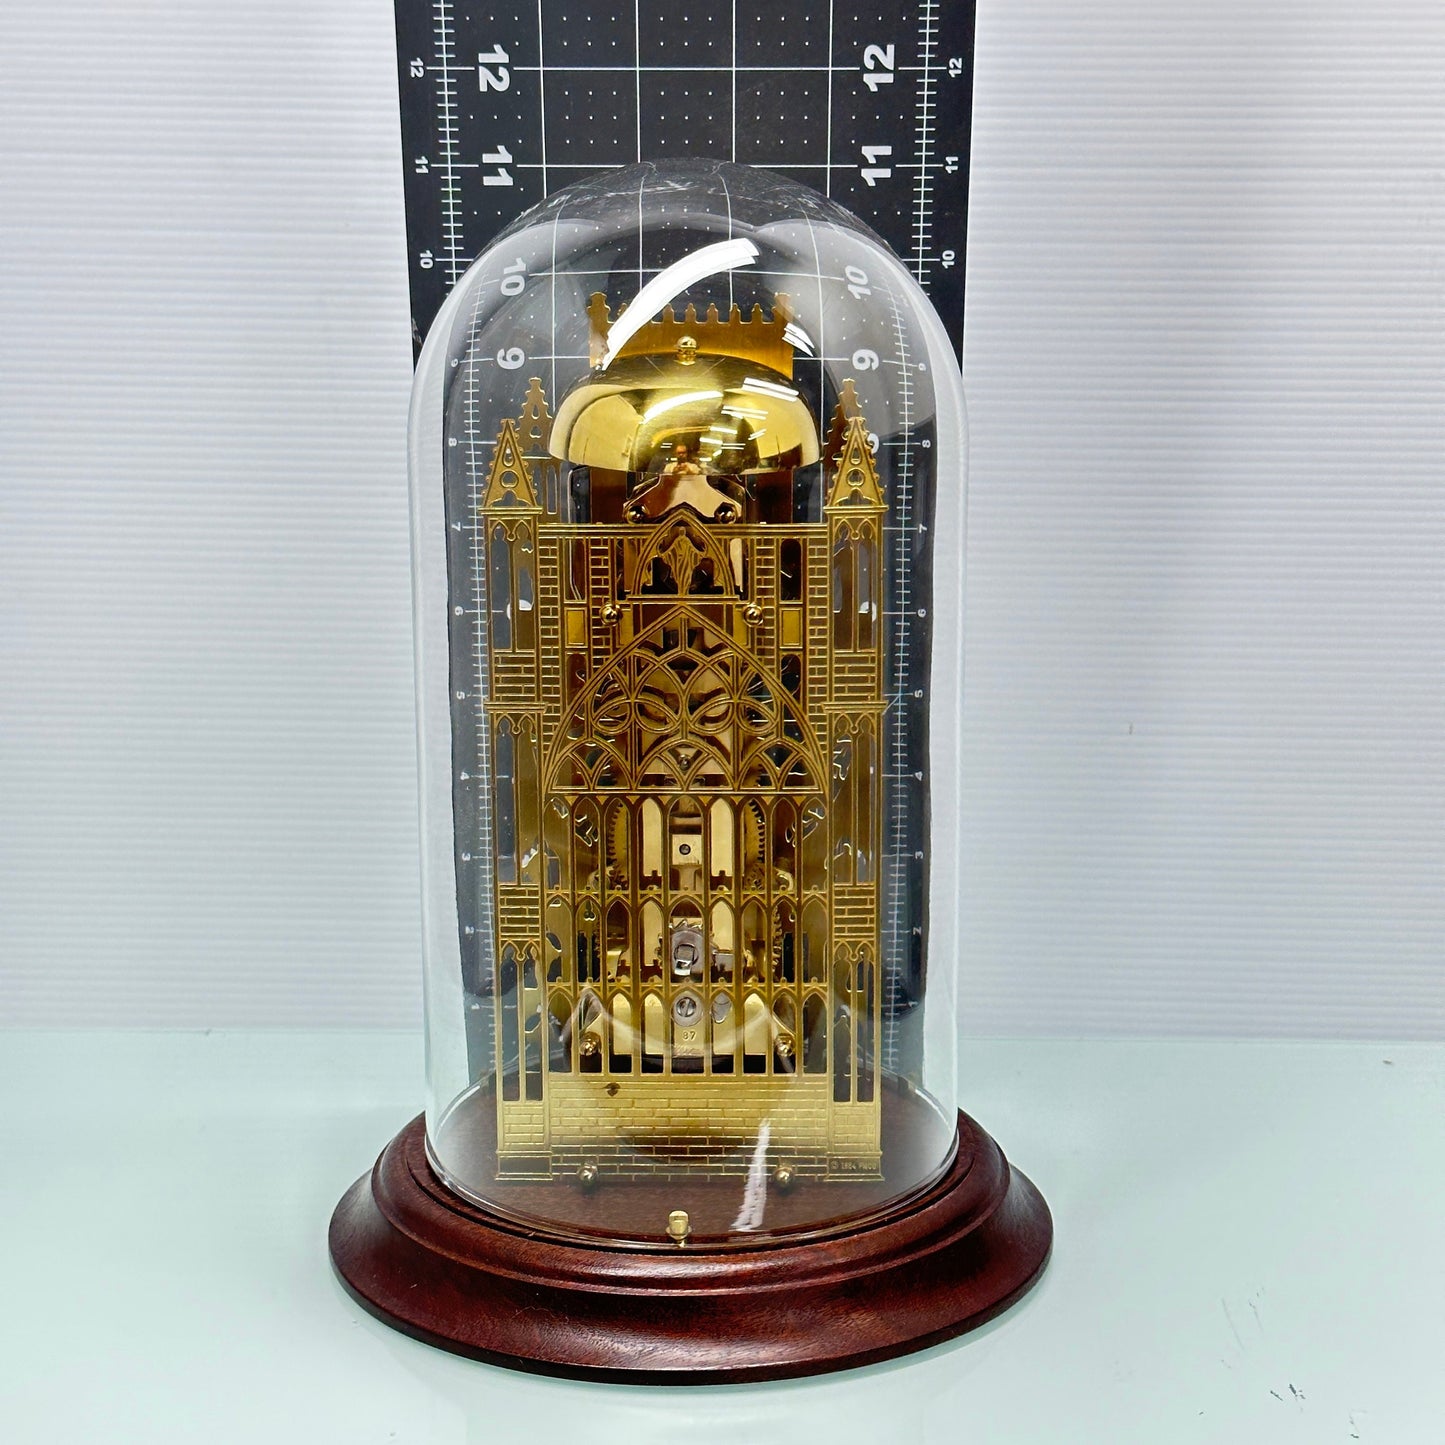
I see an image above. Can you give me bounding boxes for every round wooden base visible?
[330,1111,1051,1382]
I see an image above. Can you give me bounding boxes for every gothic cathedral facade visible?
[477,295,887,1181]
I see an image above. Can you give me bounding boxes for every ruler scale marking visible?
[398,1,974,357]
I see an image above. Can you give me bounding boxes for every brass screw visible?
[773,1164,797,1193]
[600,602,621,623]
[576,1162,599,1191]
[579,1033,601,1060]
[743,602,763,624]
[666,1209,691,1246]
[676,335,698,366]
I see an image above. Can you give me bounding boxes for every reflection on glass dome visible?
[410,160,966,1245]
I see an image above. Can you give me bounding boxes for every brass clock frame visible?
[479,295,888,1183]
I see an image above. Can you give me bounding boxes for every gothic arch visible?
[624,512,741,598]
[543,607,827,793]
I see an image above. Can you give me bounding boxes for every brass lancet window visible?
[493,716,540,886]
[487,520,539,654]
[830,523,878,653]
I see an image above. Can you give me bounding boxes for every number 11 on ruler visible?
[861,146,892,186]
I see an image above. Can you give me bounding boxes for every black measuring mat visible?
[393,1,975,358]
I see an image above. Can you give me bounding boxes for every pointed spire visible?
[483,418,540,510]
[822,380,862,477]
[826,415,885,510]
[517,377,553,457]
[516,377,561,515]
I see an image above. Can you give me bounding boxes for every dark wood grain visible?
[329,1110,1052,1382]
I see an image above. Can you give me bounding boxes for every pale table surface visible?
[1,1032,1441,1444]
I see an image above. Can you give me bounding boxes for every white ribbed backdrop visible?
[2,1,1441,1036]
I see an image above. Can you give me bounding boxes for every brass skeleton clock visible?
[483,294,887,1184]
[332,160,1051,1378]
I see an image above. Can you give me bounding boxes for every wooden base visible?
[329,1111,1051,1382]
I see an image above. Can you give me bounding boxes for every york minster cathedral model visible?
[476,291,887,1181]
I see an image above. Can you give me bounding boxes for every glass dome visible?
[408,160,967,1246]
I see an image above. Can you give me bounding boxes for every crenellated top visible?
[587,291,796,375]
